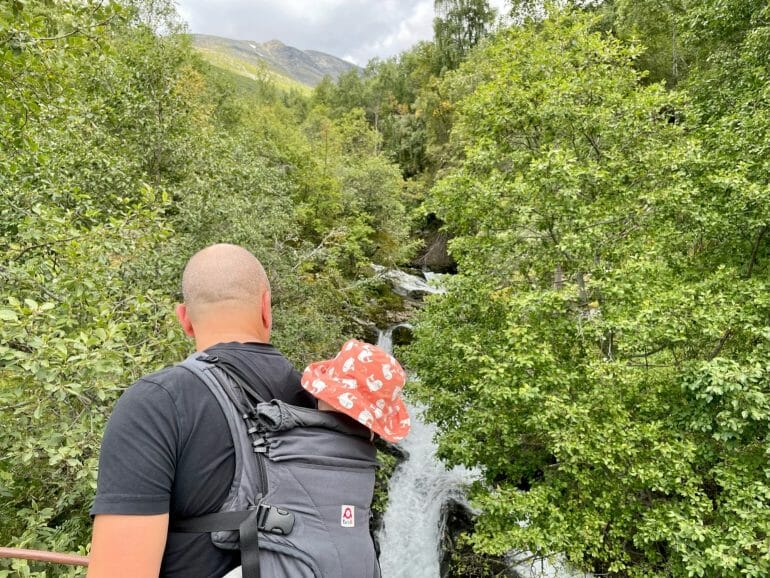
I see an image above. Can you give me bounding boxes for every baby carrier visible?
[172,353,381,578]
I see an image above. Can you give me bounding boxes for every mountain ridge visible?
[191,34,359,87]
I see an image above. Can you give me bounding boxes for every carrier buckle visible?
[256,503,295,536]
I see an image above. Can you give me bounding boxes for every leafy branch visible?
[33,1,116,43]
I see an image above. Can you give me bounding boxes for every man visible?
[87,244,316,578]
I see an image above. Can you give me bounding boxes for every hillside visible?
[191,34,359,87]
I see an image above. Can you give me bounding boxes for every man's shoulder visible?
[112,359,227,441]
[135,361,203,391]
[119,360,210,412]
[205,342,301,382]
[206,341,288,360]
[204,342,315,408]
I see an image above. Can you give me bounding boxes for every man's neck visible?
[194,332,268,352]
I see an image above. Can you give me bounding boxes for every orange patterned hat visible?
[301,339,411,443]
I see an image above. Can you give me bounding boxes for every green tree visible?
[1,6,187,574]
[405,9,770,577]
[294,108,413,274]
[433,0,497,72]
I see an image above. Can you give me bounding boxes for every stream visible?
[375,327,478,578]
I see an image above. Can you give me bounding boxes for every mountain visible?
[191,34,359,88]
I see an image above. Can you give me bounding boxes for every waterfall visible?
[376,327,478,578]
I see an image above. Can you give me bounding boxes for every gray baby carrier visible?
[172,354,381,578]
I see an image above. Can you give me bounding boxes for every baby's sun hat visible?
[301,339,411,443]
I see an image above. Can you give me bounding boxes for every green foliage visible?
[294,107,415,276]
[1,0,414,571]
[0,200,179,577]
[405,8,770,577]
[446,532,510,578]
[4,0,769,575]
[1,3,186,572]
[601,0,689,87]
[371,447,399,524]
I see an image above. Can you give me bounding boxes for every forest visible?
[1,0,769,576]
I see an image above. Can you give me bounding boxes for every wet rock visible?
[391,324,413,347]
[441,499,520,578]
[372,265,445,301]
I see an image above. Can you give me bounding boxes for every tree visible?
[0,5,184,573]
[405,9,770,576]
[433,0,497,72]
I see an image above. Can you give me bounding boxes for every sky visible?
[176,0,510,66]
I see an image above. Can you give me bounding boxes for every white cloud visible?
[349,0,433,63]
[176,0,512,64]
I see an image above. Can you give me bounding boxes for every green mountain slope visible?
[191,34,359,89]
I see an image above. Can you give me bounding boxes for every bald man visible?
[88,244,315,578]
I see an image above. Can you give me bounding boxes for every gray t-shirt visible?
[90,342,315,578]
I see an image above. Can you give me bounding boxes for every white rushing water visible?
[376,403,479,578]
[376,328,478,578]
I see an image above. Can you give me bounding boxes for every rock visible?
[354,318,381,345]
[372,265,446,301]
[391,324,413,347]
[440,499,519,578]
[413,230,457,274]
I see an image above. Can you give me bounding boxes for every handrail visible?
[0,547,89,566]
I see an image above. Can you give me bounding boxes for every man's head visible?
[176,244,272,350]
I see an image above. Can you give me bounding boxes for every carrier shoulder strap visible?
[177,354,262,513]
[174,353,295,578]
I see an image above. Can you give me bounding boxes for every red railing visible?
[0,547,89,567]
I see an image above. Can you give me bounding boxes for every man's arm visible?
[87,514,168,578]
[88,378,179,577]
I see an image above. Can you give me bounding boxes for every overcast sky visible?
[176,0,510,65]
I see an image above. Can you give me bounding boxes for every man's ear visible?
[261,291,272,336]
[175,303,195,338]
